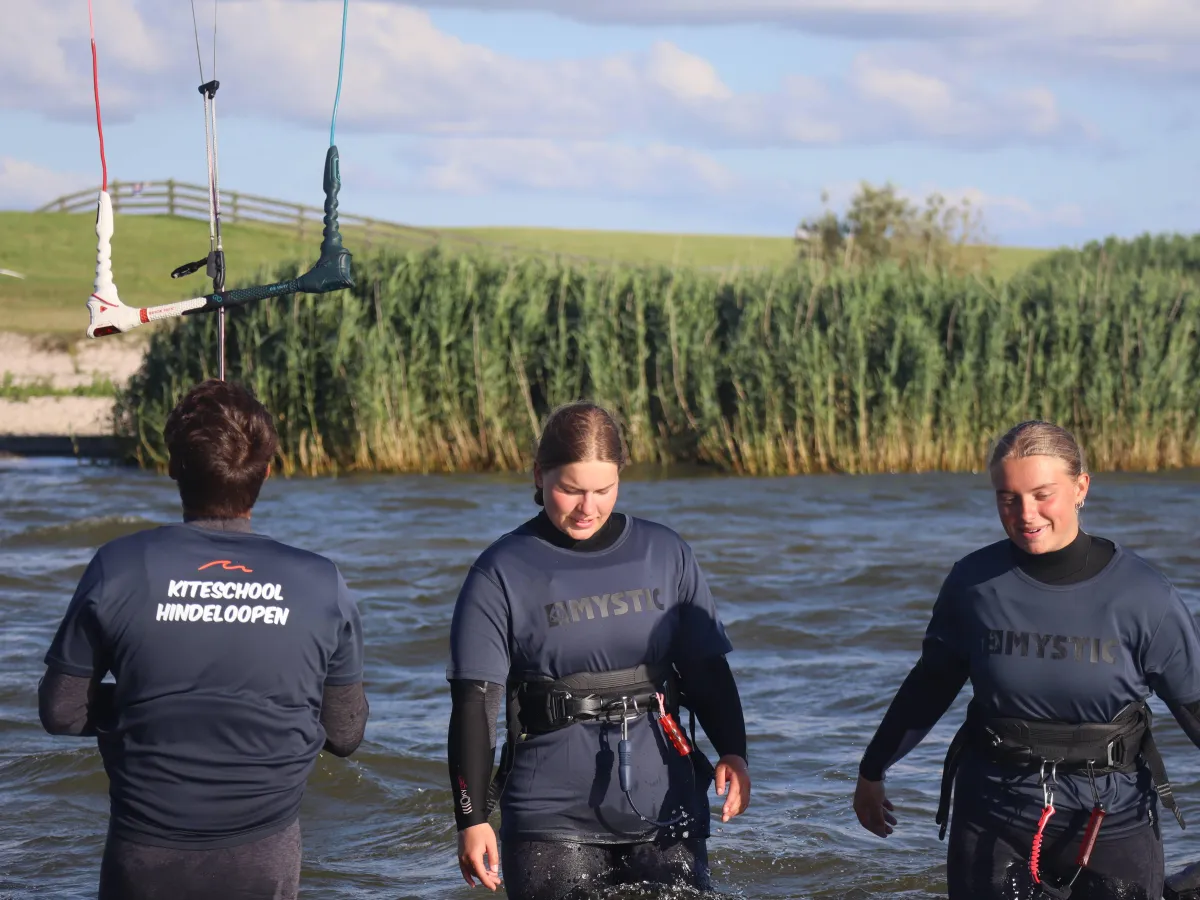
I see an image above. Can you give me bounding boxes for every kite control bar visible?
[88,146,353,338]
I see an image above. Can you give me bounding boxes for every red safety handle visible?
[1075,806,1106,868]
[658,711,692,757]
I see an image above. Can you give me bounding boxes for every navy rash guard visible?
[446,514,733,843]
[921,539,1200,837]
[44,522,365,849]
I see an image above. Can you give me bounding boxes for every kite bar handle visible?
[204,278,304,310]
[288,144,354,294]
[319,144,345,262]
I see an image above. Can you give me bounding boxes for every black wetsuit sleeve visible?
[448,678,504,830]
[858,649,969,781]
[320,682,369,757]
[38,668,115,736]
[676,655,748,762]
[1165,699,1200,752]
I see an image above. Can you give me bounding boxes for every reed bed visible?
[116,236,1200,476]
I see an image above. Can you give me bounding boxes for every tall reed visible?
[116,236,1200,476]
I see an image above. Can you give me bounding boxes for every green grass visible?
[0,372,118,401]
[0,211,1051,338]
[117,236,1200,477]
[0,212,317,338]
[453,226,1050,278]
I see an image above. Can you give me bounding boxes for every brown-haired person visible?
[445,401,751,900]
[38,379,368,900]
[854,420,1200,900]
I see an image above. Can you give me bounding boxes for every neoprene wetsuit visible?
[447,511,747,900]
[860,530,1200,900]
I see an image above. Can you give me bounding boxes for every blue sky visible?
[2,0,1197,247]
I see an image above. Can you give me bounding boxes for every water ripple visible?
[2,463,1200,897]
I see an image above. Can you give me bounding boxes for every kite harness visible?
[84,0,355,382]
[487,663,707,831]
[935,698,1183,897]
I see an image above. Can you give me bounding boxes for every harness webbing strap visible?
[517,662,676,734]
[935,700,1183,840]
[485,662,678,818]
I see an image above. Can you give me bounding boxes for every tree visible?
[796,181,990,273]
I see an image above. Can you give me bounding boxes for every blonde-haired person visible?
[444,401,750,900]
[854,420,1200,900]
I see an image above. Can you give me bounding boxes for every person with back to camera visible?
[853,420,1200,900]
[444,400,751,899]
[38,379,369,900]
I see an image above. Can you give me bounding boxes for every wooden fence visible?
[37,179,470,254]
[36,180,703,267]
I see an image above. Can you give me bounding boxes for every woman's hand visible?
[457,822,502,890]
[714,754,751,822]
[853,775,897,837]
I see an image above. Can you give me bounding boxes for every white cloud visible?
[843,56,1082,144]
[645,42,734,103]
[407,139,741,196]
[0,1,1090,152]
[0,158,94,210]
[0,0,173,120]
[923,186,1084,229]
[400,0,1200,77]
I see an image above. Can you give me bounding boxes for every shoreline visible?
[0,332,145,439]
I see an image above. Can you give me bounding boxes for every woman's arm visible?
[1143,583,1200,747]
[447,679,504,830]
[855,566,970,838]
[675,654,750,821]
[861,564,971,780]
[858,650,969,781]
[675,654,747,762]
[1165,699,1200,751]
[446,562,512,893]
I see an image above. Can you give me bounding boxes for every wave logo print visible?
[198,560,254,574]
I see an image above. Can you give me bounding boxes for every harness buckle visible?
[1039,759,1059,810]
[620,697,638,741]
[547,690,573,727]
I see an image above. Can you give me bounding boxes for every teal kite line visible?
[330,0,348,147]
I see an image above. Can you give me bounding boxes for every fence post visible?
[167,179,176,217]
[231,191,239,224]
[298,203,306,241]
[112,180,121,213]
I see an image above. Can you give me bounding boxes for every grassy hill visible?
[0,211,1052,338]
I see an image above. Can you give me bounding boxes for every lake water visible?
[3,457,1200,899]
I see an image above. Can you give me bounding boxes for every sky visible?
[2,0,1197,247]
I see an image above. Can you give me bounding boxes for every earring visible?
[1075,500,1085,511]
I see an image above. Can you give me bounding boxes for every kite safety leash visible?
[615,696,692,830]
[87,0,355,342]
[1027,760,1107,900]
[1029,762,1056,887]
